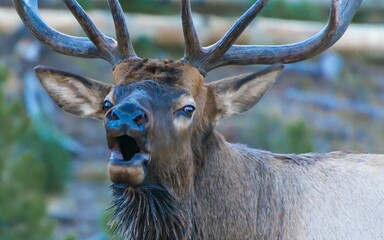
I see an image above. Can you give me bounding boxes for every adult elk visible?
[13,0,384,239]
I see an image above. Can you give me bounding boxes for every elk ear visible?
[35,66,113,120]
[209,64,283,119]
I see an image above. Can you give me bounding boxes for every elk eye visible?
[182,105,195,117]
[103,100,114,110]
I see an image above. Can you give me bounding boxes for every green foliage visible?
[76,0,97,10]
[120,0,178,15]
[76,0,178,15]
[260,0,325,21]
[0,64,72,239]
[75,0,321,21]
[283,120,314,153]
[24,128,72,192]
[0,154,54,240]
[133,37,182,59]
[238,112,314,153]
[62,232,78,240]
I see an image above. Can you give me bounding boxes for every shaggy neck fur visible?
[109,182,190,240]
[108,125,215,240]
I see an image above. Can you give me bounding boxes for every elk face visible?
[105,60,206,186]
[35,59,283,187]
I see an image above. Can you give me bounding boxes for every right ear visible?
[208,64,283,120]
[35,66,113,120]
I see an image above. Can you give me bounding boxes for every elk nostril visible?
[107,109,120,121]
[133,113,146,126]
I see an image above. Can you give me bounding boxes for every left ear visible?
[35,66,113,120]
[208,64,283,120]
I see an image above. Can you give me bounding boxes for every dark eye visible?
[103,100,114,110]
[182,105,195,117]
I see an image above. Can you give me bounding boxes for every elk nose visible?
[105,104,148,128]
[107,108,120,121]
[132,112,146,126]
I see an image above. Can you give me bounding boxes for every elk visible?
[13,0,384,239]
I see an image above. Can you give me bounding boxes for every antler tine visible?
[186,0,362,73]
[181,0,202,64]
[202,0,269,66]
[107,0,137,59]
[13,0,137,66]
[63,0,120,64]
[13,0,101,59]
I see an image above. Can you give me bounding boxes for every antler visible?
[181,0,363,74]
[13,0,137,66]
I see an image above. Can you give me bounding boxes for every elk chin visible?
[107,135,150,186]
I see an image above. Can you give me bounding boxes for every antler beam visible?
[14,0,362,73]
[13,0,137,66]
[181,0,363,74]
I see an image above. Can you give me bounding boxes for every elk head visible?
[14,0,361,238]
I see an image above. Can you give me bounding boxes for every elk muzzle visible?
[104,103,151,186]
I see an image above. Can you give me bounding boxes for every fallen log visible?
[1,7,384,53]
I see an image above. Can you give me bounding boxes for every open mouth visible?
[118,135,140,160]
[108,135,150,165]
[107,134,150,185]
[106,132,151,185]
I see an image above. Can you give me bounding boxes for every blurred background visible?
[0,0,383,239]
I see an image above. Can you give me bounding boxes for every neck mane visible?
[109,130,223,239]
[109,182,191,239]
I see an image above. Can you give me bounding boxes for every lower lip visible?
[109,152,150,166]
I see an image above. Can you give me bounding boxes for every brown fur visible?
[36,60,384,240]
